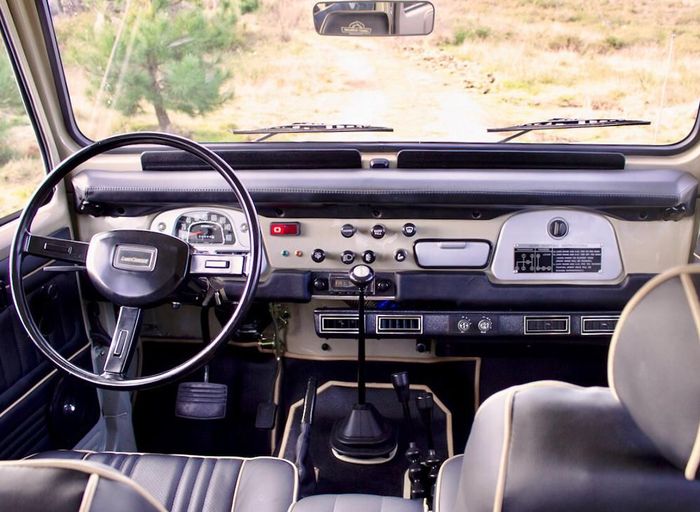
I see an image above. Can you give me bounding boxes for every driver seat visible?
[10,451,297,512]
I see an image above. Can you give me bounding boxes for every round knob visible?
[394,249,408,262]
[375,279,392,293]
[311,248,325,263]
[341,250,356,265]
[402,223,417,237]
[341,224,356,238]
[362,250,376,264]
[477,317,493,333]
[349,264,375,287]
[457,318,471,333]
[313,277,328,291]
[371,224,386,239]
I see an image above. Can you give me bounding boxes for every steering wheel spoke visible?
[101,306,142,379]
[24,233,88,265]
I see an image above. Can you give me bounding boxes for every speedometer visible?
[175,211,236,245]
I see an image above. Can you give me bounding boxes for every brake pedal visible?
[175,381,228,420]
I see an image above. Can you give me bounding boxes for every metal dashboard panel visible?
[491,210,624,283]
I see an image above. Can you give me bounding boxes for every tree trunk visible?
[153,101,171,132]
[146,54,171,131]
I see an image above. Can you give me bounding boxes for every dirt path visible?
[224,34,500,142]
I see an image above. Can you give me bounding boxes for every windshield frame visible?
[34,0,700,156]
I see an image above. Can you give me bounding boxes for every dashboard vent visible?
[376,315,423,334]
[581,316,619,335]
[524,316,570,335]
[319,314,359,334]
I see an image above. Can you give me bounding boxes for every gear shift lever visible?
[331,265,397,462]
[349,264,374,405]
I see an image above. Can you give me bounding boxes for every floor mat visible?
[133,343,277,457]
[280,382,450,497]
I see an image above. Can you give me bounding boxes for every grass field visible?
[1,0,700,216]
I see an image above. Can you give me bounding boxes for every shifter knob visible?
[349,264,375,287]
[391,371,411,404]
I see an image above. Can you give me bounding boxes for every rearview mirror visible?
[313,1,435,37]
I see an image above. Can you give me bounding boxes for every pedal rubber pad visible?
[175,382,227,420]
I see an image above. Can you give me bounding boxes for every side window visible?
[0,36,44,218]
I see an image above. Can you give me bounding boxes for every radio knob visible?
[341,224,357,238]
[362,250,376,264]
[376,279,392,293]
[371,224,386,239]
[341,250,356,265]
[311,248,326,263]
[313,277,328,291]
[478,317,493,333]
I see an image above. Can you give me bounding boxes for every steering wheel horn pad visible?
[86,230,191,308]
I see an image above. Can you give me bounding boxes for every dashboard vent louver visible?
[376,315,423,334]
[581,316,619,335]
[524,316,570,335]
[319,314,359,334]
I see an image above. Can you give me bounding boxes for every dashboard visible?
[71,152,698,353]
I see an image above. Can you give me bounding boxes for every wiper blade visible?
[233,122,393,142]
[487,118,651,143]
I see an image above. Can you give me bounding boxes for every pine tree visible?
[87,0,238,131]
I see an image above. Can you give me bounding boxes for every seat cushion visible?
[292,494,423,512]
[443,383,700,512]
[29,450,297,512]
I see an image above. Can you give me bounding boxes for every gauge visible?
[175,211,236,245]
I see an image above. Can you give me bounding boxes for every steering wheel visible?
[9,132,262,390]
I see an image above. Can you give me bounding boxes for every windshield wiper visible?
[487,118,651,143]
[233,122,394,142]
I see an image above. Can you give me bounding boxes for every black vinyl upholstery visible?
[437,384,700,512]
[0,458,165,512]
[30,450,297,512]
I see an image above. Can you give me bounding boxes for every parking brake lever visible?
[417,392,441,506]
[391,371,425,500]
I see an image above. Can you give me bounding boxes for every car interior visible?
[0,0,700,511]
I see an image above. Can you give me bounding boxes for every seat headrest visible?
[609,264,700,480]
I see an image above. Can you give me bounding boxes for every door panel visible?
[0,229,98,459]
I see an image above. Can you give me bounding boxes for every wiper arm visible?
[487,118,651,143]
[233,122,393,142]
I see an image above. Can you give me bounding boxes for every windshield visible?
[48,0,700,145]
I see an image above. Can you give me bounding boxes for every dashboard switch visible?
[341,250,356,265]
[394,249,408,262]
[311,249,326,263]
[270,222,300,236]
[457,318,472,333]
[341,224,356,238]
[371,224,386,239]
[402,223,417,237]
[478,317,493,333]
[362,250,376,264]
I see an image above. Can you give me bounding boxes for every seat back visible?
[610,264,700,480]
[0,458,166,512]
